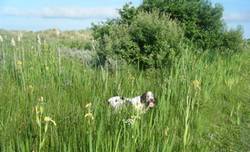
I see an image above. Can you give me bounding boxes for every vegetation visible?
[93,10,184,68]
[93,0,244,68]
[0,0,249,151]
[0,30,249,151]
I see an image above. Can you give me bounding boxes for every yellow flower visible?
[44,116,56,126]
[16,60,22,66]
[27,85,34,93]
[192,80,201,90]
[164,127,169,137]
[11,38,16,47]
[28,85,33,89]
[17,33,23,42]
[38,96,44,102]
[37,34,41,45]
[45,66,49,71]
[35,105,44,114]
[84,112,94,120]
[0,35,3,42]
[85,103,92,109]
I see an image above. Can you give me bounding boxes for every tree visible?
[92,0,245,69]
[140,0,225,50]
[92,10,184,69]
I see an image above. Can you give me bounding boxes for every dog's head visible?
[140,91,156,108]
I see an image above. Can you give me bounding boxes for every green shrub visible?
[140,0,244,51]
[119,0,244,52]
[220,27,244,53]
[93,10,184,69]
[92,0,245,69]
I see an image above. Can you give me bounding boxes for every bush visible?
[92,1,245,69]
[92,10,184,69]
[220,27,244,53]
[133,0,244,52]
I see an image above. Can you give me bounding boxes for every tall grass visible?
[0,32,249,151]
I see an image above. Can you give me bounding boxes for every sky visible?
[0,0,249,38]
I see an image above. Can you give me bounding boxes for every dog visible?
[107,91,156,112]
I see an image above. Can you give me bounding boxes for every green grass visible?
[0,33,249,152]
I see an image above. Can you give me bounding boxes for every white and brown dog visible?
[107,91,156,112]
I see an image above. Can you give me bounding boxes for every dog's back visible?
[107,96,126,109]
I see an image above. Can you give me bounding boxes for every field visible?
[0,30,249,151]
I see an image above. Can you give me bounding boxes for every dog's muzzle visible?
[148,99,155,108]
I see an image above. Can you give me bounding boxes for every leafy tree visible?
[140,0,225,49]
[92,10,184,68]
[119,2,138,25]
[92,0,245,69]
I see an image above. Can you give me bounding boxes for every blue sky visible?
[0,0,249,38]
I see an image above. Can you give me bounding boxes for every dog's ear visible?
[154,97,157,104]
[140,92,147,103]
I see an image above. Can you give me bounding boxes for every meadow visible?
[0,30,249,151]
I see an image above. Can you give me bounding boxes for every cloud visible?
[224,11,250,22]
[0,6,119,19]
